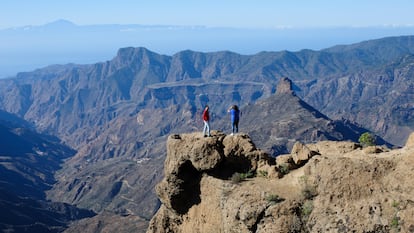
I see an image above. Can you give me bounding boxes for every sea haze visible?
[1,19,414,78]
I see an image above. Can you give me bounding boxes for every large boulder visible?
[290,141,319,165]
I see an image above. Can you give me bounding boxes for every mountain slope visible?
[241,78,390,155]
[0,113,76,199]
[1,36,414,146]
[0,113,95,233]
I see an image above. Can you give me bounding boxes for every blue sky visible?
[1,0,414,29]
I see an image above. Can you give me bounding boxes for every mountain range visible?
[0,35,414,232]
[1,19,414,78]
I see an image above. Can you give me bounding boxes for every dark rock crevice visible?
[250,207,267,233]
[170,160,201,215]
[208,153,253,180]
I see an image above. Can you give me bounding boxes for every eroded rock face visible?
[276,77,294,95]
[154,131,272,216]
[147,132,414,233]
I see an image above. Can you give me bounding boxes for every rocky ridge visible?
[147,132,414,233]
[241,77,390,155]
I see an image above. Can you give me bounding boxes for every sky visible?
[1,0,414,29]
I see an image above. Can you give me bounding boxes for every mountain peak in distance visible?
[44,19,76,28]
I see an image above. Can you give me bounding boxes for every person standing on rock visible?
[202,105,211,137]
[228,105,241,135]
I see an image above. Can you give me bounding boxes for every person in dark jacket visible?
[202,105,211,137]
[228,105,241,135]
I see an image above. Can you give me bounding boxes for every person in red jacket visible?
[202,105,211,137]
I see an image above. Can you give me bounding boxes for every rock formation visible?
[241,77,385,156]
[147,132,414,233]
[276,77,294,95]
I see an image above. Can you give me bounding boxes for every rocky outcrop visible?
[154,131,272,216]
[276,77,294,95]
[147,132,414,233]
[290,141,320,165]
[147,131,276,232]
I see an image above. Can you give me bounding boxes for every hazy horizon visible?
[2,0,414,29]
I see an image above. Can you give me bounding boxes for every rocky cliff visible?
[147,132,414,233]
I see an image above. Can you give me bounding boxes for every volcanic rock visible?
[147,132,414,233]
